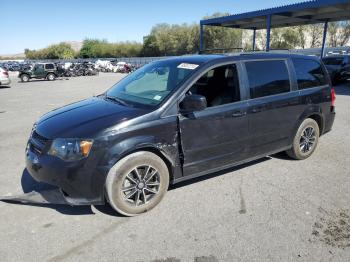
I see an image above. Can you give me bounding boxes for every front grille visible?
[30,131,50,154]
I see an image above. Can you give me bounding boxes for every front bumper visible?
[25,142,106,205]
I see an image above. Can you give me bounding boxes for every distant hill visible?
[0,53,25,59]
[63,41,83,52]
[0,41,83,58]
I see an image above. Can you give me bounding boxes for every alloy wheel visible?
[122,165,161,206]
[299,126,316,153]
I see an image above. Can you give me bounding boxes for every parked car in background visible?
[18,63,58,82]
[0,67,11,86]
[25,53,335,216]
[112,61,133,73]
[322,55,350,84]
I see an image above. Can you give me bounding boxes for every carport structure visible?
[200,0,350,57]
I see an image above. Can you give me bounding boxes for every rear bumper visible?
[0,78,11,85]
[323,109,336,134]
[25,142,106,205]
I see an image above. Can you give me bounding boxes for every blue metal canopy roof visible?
[200,0,350,29]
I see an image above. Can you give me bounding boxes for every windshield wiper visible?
[105,95,129,107]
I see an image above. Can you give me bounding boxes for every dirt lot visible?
[0,73,349,262]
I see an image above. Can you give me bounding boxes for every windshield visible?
[106,60,201,107]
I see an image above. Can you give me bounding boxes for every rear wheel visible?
[21,74,30,82]
[106,151,169,216]
[47,73,56,81]
[286,118,320,160]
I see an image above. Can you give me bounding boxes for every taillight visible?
[331,87,336,107]
[3,71,9,77]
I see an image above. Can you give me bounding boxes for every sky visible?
[1,0,303,55]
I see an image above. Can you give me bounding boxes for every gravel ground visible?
[0,73,349,262]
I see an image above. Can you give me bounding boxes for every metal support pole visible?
[200,24,204,52]
[252,28,256,51]
[321,21,328,58]
[266,15,271,52]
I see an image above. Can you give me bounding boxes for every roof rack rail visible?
[268,48,290,52]
[199,48,243,54]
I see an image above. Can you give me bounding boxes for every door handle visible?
[232,111,246,117]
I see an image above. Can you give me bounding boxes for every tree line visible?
[250,21,350,50]
[24,13,350,59]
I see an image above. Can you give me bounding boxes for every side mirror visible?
[180,94,207,114]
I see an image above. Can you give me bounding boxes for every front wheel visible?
[286,118,320,160]
[106,151,169,216]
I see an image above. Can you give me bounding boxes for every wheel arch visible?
[20,73,30,78]
[104,136,180,184]
[102,144,177,205]
[46,72,57,78]
[117,146,175,182]
[293,106,325,140]
[307,114,324,134]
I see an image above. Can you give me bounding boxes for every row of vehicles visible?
[322,55,350,84]
[0,60,136,84]
[0,61,32,72]
[1,54,349,84]
[17,61,135,82]
[18,62,100,82]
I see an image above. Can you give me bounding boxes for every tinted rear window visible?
[245,60,290,99]
[45,64,54,70]
[292,58,327,90]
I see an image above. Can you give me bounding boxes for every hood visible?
[36,96,148,139]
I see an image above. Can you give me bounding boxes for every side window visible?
[292,58,327,90]
[188,64,240,107]
[35,64,44,70]
[322,57,344,65]
[45,64,55,70]
[245,60,290,99]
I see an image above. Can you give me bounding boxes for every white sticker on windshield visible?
[177,63,199,70]
[154,95,162,101]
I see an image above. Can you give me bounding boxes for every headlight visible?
[48,138,93,161]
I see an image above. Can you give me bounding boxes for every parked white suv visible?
[0,67,11,86]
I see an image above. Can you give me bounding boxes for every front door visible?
[33,64,45,78]
[179,63,250,177]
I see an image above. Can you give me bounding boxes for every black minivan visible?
[25,53,336,216]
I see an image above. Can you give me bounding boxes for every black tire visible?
[106,151,169,216]
[20,74,30,82]
[286,118,320,160]
[46,73,56,81]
